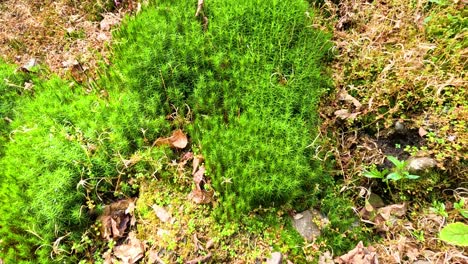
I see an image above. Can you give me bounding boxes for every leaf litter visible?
[154,129,188,149]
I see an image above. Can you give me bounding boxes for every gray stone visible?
[394,120,406,133]
[266,252,283,264]
[406,157,436,172]
[292,209,325,242]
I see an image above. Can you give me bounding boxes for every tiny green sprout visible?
[411,230,425,242]
[385,156,420,182]
[454,198,468,218]
[431,201,448,218]
[363,165,388,179]
[364,156,420,182]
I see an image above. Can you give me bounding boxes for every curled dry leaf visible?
[418,127,428,137]
[188,188,214,204]
[186,252,212,264]
[154,129,188,149]
[152,205,173,223]
[178,152,194,175]
[112,232,145,264]
[192,155,204,175]
[361,203,407,232]
[338,89,362,109]
[98,198,136,240]
[193,165,206,187]
[335,109,360,120]
[335,241,379,264]
[148,249,166,264]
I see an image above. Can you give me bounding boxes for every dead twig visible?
[195,0,204,17]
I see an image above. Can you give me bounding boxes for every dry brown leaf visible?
[418,127,428,137]
[113,232,144,264]
[103,251,113,264]
[335,241,379,264]
[178,152,194,175]
[170,129,188,148]
[378,203,407,220]
[375,203,407,231]
[154,129,188,149]
[338,89,362,108]
[148,249,166,264]
[206,239,215,249]
[186,252,212,264]
[188,189,213,204]
[193,165,206,187]
[180,152,194,165]
[335,109,360,120]
[98,199,136,240]
[152,205,173,223]
[192,155,204,175]
[360,203,407,232]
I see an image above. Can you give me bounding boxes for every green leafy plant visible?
[431,201,449,218]
[364,156,420,182]
[454,198,468,218]
[386,156,420,181]
[439,222,468,247]
[363,165,389,180]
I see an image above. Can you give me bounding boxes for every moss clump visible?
[1,0,336,262]
[0,75,170,262]
[112,0,333,218]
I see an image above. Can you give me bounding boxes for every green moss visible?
[0,75,170,262]
[1,0,340,261]
[113,0,333,218]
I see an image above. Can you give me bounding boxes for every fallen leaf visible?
[154,129,188,149]
[188,189,213,204]
[178,152,194,175]
[335,241,378,264]
[98,199,136,240]
[180,152,194,164]
[186,252,212,264]
[378,203,407,220]
[148,249,166,264]
[192,155,204,175]
[374,203,407,231]
[193,165,206,187]
[19,58,38,72]
[113,232,144,264]
[206,239,215,249]
[418,127,428,137]
[103,251,113,264]
[334,109,360,120]
[170,129,188,148]
[152,205,172,223]
[338,89,362,108]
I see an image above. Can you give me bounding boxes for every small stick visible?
[195,0,204,17]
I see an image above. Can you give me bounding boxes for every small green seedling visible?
[363,156,420,182]
[431,200,448,218]
[454,198,468,218]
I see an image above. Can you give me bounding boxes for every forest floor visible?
[0,0,466,263]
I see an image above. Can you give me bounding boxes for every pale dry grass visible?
[0,0,136,77]
[321,0,468,262]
